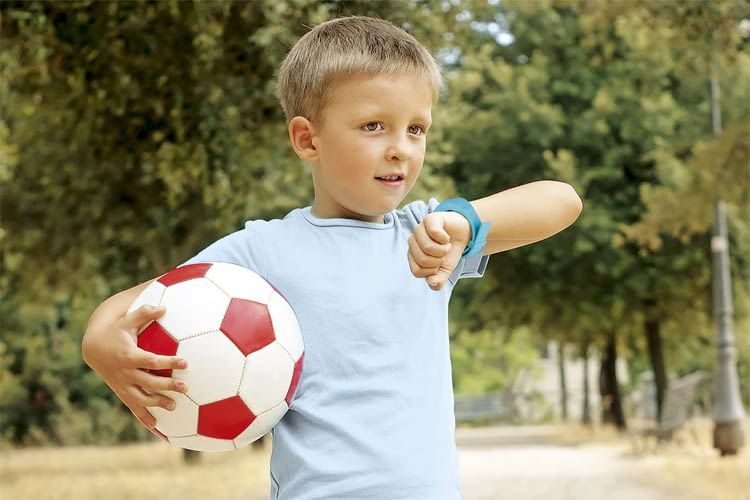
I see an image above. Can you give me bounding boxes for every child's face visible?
[290,72,433,223]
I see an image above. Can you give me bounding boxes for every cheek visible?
[409,164,423,182]
[332,133,371,162]
[320,138,353,170]
[412,145,426,166]
[351,136,380,156]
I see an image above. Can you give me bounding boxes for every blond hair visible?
[275,15,444,126]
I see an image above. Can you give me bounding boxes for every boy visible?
[82,15,582,499]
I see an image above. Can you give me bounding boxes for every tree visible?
[0,0,476,445]
[439,0,748,427]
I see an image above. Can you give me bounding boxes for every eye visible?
[409,124,426,135]
[362,122,383,132]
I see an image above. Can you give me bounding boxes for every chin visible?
[380,201,401,212]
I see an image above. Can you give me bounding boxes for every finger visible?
[135,369,189,394]
[424,214,451,245]
[408,233,445,267]
[407,251,439,279]
[427,268,452,290]
[122,304,167,332]
[131,407,157,430]
[427,275,444,289]
[415,223,452,258]
[126,350,187,371]
[132,384,179,412]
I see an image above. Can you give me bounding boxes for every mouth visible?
[375,177,404,187]
[375,175,404,187]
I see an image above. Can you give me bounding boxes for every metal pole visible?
[711,201,745,456]
[710,61,722,135]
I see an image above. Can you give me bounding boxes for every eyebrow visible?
[355,110,432,125]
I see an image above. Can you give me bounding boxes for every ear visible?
[288,116,319,163]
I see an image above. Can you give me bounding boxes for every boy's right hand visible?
[82,305,189,430]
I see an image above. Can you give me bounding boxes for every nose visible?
[385,133,412,162]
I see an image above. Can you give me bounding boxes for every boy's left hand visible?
[407,212,472,291]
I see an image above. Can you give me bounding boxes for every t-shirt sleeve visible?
[401,197,491,285]
[178,220,267,281]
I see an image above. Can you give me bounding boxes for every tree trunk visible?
[557,342,568,421]
[599,332,627,430]
[252,433,267,449]
[581,340,591,425]
[644,307,668,422]
[183,449,201,464]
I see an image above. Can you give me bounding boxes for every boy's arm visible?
[82,277,190,431]
[407,181,583,290]
[470,180,583,255]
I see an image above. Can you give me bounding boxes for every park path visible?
[455,425,706,500]
[245,425,709,500]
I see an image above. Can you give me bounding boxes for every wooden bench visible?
[454,392,515,423]
[629,371,707,453]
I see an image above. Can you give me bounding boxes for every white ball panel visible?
[159,278,230,340]
[150,390,198,437]
[127,281,167,336]
[205,263,274,304]
[267,292,304,360]
[239,342,294,414]
[233,402,288,449]
[127,281,167,315]
[168,434,235,452]
[128,281,167,313]
[177,332,246,405]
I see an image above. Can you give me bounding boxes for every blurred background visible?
[1,1,748,499]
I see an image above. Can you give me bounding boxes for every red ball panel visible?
[285,353,304,407]
[221,298,275,356]
[198,395,256,439]
[158,263,212,287]
[138,322,179,378]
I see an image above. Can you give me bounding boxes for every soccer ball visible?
[126,262,304,452]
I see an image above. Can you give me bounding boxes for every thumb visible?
[124,304,166,329]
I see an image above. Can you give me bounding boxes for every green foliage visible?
[1,0,747,445]
[441,0,749,391]
[0,0,476,446]
[451,325,541,396]
[0,0,322,445]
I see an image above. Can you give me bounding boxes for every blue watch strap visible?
[434,198,491,257]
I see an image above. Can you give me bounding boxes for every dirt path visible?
[4,421,743,499]
[455,425,708,500]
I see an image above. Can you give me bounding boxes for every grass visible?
[2,418,748,500]
[639,417,750,500]
[0,437,271,500]
[544,417,750,500]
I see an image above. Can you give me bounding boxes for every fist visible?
[407,211,471,291]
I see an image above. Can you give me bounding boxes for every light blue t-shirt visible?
[181,197,490,499]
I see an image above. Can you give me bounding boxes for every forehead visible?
[325,72,433,122]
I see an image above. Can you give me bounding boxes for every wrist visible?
[434,197,491,257]
[442,211,472,246]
